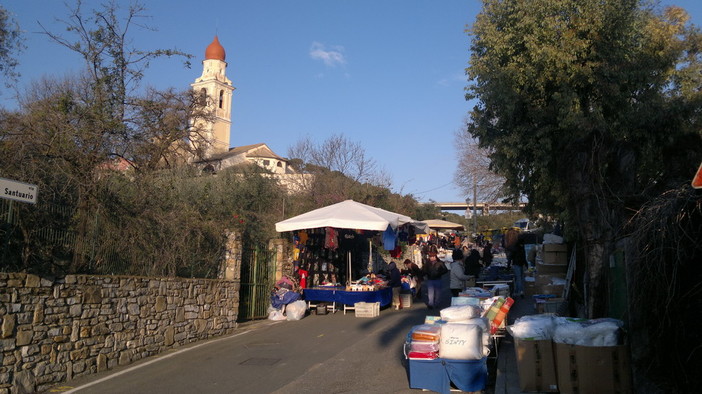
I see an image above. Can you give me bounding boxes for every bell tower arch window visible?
[199,88,207,106]
[219,90,224,109]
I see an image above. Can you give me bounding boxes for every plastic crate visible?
[401,293,412,309]
[354,301,380,317]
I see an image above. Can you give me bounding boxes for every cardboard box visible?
[524,277,536,297]
[514,339,559,392]
[537,283,565,296]
[542,251,568,265]
[542,243,567,253]
[536,261,568,274]
[535,273,566,287]
[554,343,632,393]
[534,297,564,314]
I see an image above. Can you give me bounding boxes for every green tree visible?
[465,0,702,318]
[0,1,212,274]
[0,5,23,90]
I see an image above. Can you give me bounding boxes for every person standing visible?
[401,259,423,299]
[464,249,483,277]
[387,261,402,310]
[482,242,494,267]
[449,249,474,297]
[423,253,448,309]
[510,237,527,298]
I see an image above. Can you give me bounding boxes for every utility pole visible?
[472,176,478,234]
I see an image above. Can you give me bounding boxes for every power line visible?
[415,181,455,195]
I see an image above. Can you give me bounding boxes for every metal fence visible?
[238,246,277,321]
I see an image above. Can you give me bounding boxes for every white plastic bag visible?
[507,314,556,340]
[268,309,286,321]
[440,305,482,322]
[285,300,307,321]
[439,323,484,360]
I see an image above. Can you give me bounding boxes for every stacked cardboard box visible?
[534,243,568,298]
[534,274,566,296]
[514,341,632,392]
[554,343,632,393]
[514,339,558,392]
[541,243,568,264]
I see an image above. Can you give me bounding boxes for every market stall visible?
[421,219,465,231]
[303,286,392,314]
[275,200,424,313]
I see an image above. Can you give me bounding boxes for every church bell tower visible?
[191,36,235,156]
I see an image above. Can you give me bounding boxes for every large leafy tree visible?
[0,5,23,90]
[466,0,702,318]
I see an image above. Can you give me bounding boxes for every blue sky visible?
[3,0,701,204]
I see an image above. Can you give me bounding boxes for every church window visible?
[203,164,216,174]
[277,162,283,167]
[263,160,270,167]
[199,88,207,106]
[219,90,224,109]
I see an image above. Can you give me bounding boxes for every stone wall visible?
[0,273,240,393]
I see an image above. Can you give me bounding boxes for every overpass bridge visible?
[431,201,526,215]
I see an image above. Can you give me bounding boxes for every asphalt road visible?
[50,281,457,394]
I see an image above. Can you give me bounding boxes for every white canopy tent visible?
[275,199,424,282]
[422,219,465,231]
[275,199,416,232]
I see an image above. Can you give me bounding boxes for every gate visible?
[238,246,277,321]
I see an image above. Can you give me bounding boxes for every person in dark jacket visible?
[401,259,423,299]
[387,261,402,310]
[482,242,494,267]
[423,254,448,309]
[510,237,527,298]
[464,249,483,277]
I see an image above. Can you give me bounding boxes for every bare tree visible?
[288,133,387,186]
[453,128,506,203]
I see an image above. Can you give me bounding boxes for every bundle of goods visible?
[460,287,492,298]
[405,307,490,392]
[348,272,386,291]
[506,315,628,393]
[482,296,514,334]
[507,315,560,392]
[552,317,623,346]
[451,296,481,307]
[405,307,490,361]
[507,314,557,341]
[490,283,510,297]
[507,315,624,346]
[439,305,482,322]
[406,324,442,359]
[439,322,486,360]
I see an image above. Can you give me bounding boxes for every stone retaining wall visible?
[0,273,240,393]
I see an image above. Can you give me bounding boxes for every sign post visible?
[0,177,39,204]
[693,163,702,189]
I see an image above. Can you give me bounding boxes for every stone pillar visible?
[268,238,290,281]
[221,231,242,281]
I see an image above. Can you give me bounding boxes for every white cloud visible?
[309,41,346,67]
[437,71,467,86]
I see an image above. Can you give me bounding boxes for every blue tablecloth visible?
[303,287,392,307]
[408,357,487,394]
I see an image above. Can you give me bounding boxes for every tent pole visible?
[347,251,351,286]
[368,238,372,273]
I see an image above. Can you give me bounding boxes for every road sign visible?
[0,177,38,204]
[693,163,702,189]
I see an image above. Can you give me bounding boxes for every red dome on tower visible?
[205,36,226,61]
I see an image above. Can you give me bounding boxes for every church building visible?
[191,36,293,176]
